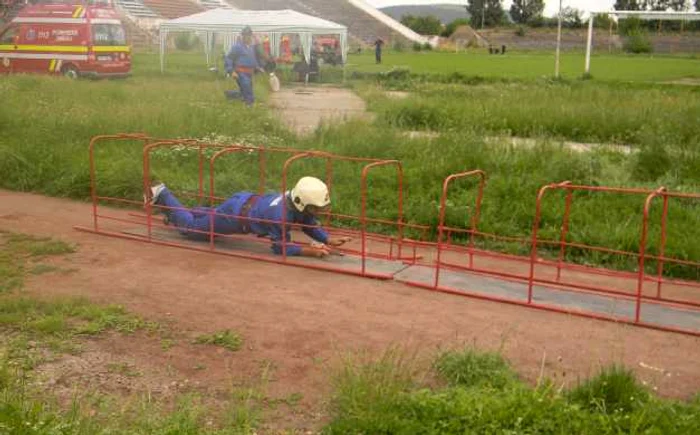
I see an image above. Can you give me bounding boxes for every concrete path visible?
[269,86,372,135]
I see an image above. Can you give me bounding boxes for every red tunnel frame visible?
[76,134,428,281]
[75,134,700,337]
[400,171,700,337]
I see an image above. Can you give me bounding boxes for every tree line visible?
[400,0,699,36]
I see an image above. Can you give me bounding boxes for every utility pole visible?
[555,0,563,78]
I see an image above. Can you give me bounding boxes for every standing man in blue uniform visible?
[224,26,262,106]
[146,177,351,258]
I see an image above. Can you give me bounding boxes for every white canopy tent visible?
[159,8,348,73]
[584,11,700,75]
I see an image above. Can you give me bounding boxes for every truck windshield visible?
[91,24,126,46]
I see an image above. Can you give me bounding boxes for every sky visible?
[364,1,617,17]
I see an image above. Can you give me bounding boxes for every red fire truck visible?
[0,1,130,78]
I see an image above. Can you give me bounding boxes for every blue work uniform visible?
[156,187,328,256]
[224,41,260,106]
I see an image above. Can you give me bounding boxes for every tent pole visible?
[205,31,211,67]
[160,30,166,73]
[585,16,594,76]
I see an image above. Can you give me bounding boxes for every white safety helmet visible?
[290,176,330,213]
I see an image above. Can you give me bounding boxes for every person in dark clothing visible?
[374,38,384,64]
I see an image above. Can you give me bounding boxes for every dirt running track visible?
[2,190,699,428]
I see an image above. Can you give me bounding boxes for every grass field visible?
[347,50,700,82]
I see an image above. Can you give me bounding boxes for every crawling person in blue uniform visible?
[145,177,351,258]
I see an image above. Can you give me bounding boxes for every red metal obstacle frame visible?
[75,134,429,280]
[75,134,700,337]
[400,171,700,336]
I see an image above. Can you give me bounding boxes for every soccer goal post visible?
[585,10,700,76]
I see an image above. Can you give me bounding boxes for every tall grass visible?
[365,81,700,149]
[325,348,700,434]
[0,53,287,198]
[306,123,700,278]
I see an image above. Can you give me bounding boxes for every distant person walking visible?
[374,38,384,64]
[224,26,264,106]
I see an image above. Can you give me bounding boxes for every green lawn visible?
[347,50,700,82]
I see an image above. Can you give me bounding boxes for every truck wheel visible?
[61,65,79,79]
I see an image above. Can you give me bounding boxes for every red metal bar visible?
[209,145,255,204]
[74,225,395,281]
[660,191,700,200]
[547,240,640,258]
[636,187,666,323]
[259,146,267,195]
[556,185,661,195]
[401,278,699,337]
[394,222,697,290]
[321,212,429,232]
[645,254,700,268]
[281,152,314,261]
[142,142,167,241]
[142,140,217,240]
[325,157,334,227]
[88,134,152,231]
[556,189,574,282]
[468,171,487,268]
[198,143,204,202]
[440,236,700,291]
[435,170,487,289]
[656,194,669,299]
[529,182,572,303]
[360,160,404,274]
[438,258,700,310]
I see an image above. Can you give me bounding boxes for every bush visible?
[624,32,653,54]
[592,13,615,30]
[400,14,442,36]
[392,40,405,52]
[619,16,642,37]
[567,365,651,414]
[174,32,200,51]
[633,142,671,181]
[441,18,470,38]
[528,15,560,28]
[383,67,411,81]
[412,42,423,52]
[434,349,518,390]
[515,26,526,37]
[422,42,433,51]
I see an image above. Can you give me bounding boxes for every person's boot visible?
[143,182,166,207]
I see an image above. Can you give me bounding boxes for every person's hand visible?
[256,67,265,74]
[304,244,331,258]
[230,71,238,79]
[327,236,352,247]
